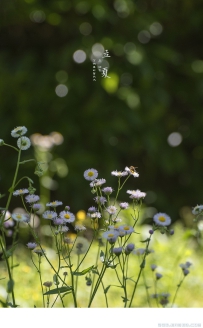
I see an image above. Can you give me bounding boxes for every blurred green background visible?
[1,0,203,224]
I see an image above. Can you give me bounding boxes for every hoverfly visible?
[129,166,138,174]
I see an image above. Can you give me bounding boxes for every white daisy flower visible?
[34,249,45,256]
[53,218,64,225]
[75,224,86,231]
[111,170,128,177]
[119,202,129,209]
[153,213,171,226]
[42,211,57,220]
[27,242,37,249]
[102,187,113,195]
[106,205,117,215]
[89,211,102,219]
[12,213,28,222]
[59,211,75,223]
[17,137,31,150]
[25,194,40,203]
[87,206,97,213]
[13,189,29,196]
[127,189,146,199]
[192,205,203,215]
[125,166,139,178]
[84,168,98,181]
[58,225,69,233]
[90,178,106,187]
[112,217,122,223]
[118,225,134,236]
[102,230,119,244]
[94,196,107,205]
[11,126,27,138]
[46,200,63,207]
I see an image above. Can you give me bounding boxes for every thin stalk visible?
[38,255,45,308]
[171,274,185,307]
[128,235,152,307]
[88,242,108,307]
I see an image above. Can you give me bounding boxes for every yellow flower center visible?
[48,214,53,219]
[158,216,166,222]
[19,189,23,193]
[108,233,114,238]
[16,214,22,219]
[124,226,130,230]
[64,214,70,219]
[88,171,94,177]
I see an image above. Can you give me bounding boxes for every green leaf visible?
[11,264,20,269]
[107,263,118,269]
[73,265,94,276]
[43,286,72,296]
[7,302,19,308]
[2,243,18,259]
[53,274,60,286]
[140,259,145,269]
[104,285,111,294]
[7,280,14,293]
[0,277,6,281]
[140,238,150,243]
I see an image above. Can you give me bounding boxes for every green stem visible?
[0,238,16,307]
[142,268,151,307]
[171,274,185,307]
[88,242,109,307]
[38,256,45,307]
[128,235,152,307]
[89,243,100,301]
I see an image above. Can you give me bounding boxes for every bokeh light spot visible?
[30,10,46,23]
[73,50,86,63]
[92,43,104,58]
[76,210,86,220]
[55,84,68,97]
[79,22,92,36]
[101,72,119,93]
[126,93,140,109]
[138,30,151,44]
[149,22,163,36]
[167,132,182,147]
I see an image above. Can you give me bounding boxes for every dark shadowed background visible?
[1,0,203,226]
